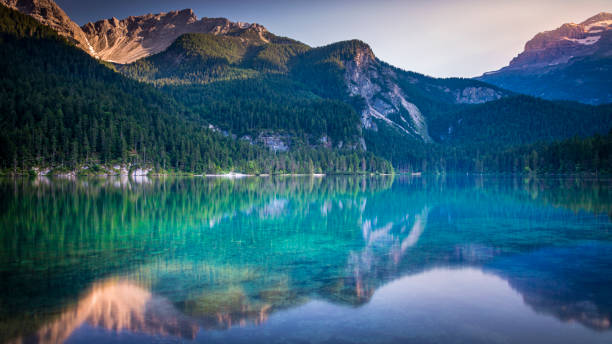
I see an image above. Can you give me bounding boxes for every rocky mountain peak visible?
[340,41,430,142]
[336,38,502,143]
[81,9,268,63]
[478,11,612,105]
[352,44,375,68]
[581,12,612,26]
[508,12,611,69]
[0,0,96,54]
[1,0,270,64]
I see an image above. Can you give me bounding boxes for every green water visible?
[0,175,611,344]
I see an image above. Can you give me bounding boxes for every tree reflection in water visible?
[1,175,611,343]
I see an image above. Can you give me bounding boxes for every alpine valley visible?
[1,0,611,175]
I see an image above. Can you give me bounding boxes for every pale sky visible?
[56,0,611,78]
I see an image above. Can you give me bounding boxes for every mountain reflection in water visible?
[12,266,612,344]
[1,175,611,344]
[11,280,197,344]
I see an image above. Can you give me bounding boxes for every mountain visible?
[290,41,506,141]
[120,36,508,150]
[119,28,308,82]
[1,0,611,174]
[478,12,612,104]
[0,0,94,53]
[0,0,293,65]
[0,0,509,150]
[116,32,612,170]
[81,9,282,64]
[0,3,257,172]
[0,4,390,174]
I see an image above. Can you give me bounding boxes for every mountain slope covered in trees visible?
[116,33,612,172]
[1,1,611,175]
[0,5,392,174]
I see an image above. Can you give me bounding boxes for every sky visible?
[55,0,611,78]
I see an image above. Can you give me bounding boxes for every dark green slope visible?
[119,31,310,84]
[289,40,371,99]
[0,5,391,174]
[119,33,366,149]
[116,35,612,172]
[287,40,612,170]
[485,130,612,174]
[0,17,256,172]
[429,96,612,147]
[163,77,362,147]
[3,0,610,174]
[422,97,612,173]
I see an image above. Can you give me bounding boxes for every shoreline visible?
[2,170,611,178]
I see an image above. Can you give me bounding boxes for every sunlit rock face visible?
[478,12,612,104]
[507,12,612,70]
[0,0,94,54]
[344,44,432,142]
[0,0,272,64]
[81,10,271,64]
[10,280,198,344]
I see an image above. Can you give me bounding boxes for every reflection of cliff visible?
[11,280,198,344]
[346,207,430,303]
[0,175,394,342]
[16,256,612,344]
[2,175,612,342]
[10,276,303,343]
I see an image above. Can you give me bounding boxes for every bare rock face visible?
[1,0,270,64]
[453,87,502,104]
[478,12,612,104]
[0,0,96,54]
[508,12,612,70]
[81,9,268,64]
[342,42,503,143]
[344,43,432,142]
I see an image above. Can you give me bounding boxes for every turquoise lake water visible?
[1,175,611,343]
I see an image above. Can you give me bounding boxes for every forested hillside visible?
[433,130,612,174]
[429,96,612,147]
[1,2,611,176]
[163,77,362,147]
[116,29,612,171]
[111,27,371,154]
[119,31,310,84]
[0,5,392,175]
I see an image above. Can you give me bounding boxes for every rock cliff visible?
[81,9,271,63]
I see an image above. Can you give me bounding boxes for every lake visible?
[1,175,611,344]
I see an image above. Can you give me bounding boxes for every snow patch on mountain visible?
[564,35,601,45]
[584,19,612,31]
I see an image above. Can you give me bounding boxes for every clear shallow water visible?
[0,175,611,344]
